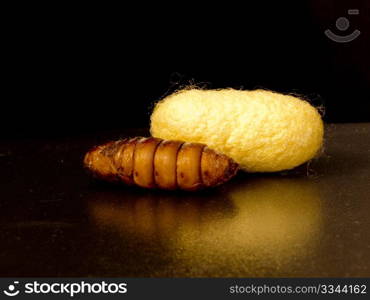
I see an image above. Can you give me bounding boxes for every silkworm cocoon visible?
[150,89,324,172]
[84,137,238,191]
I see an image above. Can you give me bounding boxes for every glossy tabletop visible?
[0,124,369,277]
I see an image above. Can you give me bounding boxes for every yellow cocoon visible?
[150,89,324,172]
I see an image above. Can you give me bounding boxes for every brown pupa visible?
[84,137,239,191]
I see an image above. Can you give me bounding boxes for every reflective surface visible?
[0,124,369,277]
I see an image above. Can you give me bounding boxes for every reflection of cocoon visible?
[226,178,322,248]
[174,178,323,275]
[150,89,324,172]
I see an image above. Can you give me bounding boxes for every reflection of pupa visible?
[151,89,324,172]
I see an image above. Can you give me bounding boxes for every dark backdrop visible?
[3,0,369,138]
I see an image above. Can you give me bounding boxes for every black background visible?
[3,0,370,138]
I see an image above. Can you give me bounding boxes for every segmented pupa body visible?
[84,137,238,191]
